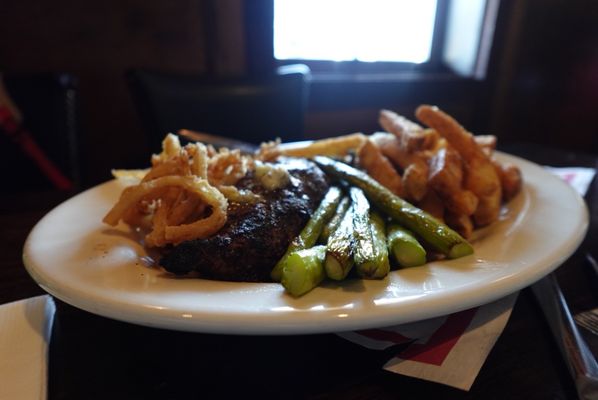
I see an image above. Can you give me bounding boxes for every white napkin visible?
[339,293,517,390]
[0,295,55,400]
[339,166,596,390]
[544,166,596,195]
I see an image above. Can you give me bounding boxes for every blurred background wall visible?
[1,0,597,188]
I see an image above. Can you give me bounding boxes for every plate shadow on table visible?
[48,299,407,400]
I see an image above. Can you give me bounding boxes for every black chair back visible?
[126,65,311,152]
[0,73,79,192]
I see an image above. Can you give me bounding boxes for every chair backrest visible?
[126,65,311,152]
[0,73,79,192]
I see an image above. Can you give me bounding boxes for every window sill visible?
[306,71,480,111]
[309,69,464,83]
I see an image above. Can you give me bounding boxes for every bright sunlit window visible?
[274,0,438,64]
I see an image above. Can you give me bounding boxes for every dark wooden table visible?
[2,142,597,399]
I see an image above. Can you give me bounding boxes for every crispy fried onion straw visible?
[103,133,266,246]
[102,133,251,247]
[103,175,227,247]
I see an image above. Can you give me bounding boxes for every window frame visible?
[243,0,499,112]
[263,0,451,79]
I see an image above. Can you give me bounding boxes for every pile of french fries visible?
[264,105,522,239]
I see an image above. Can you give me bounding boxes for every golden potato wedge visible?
[278,133,367,158]
[357,139,403,196]
[417,190,445,221]
[474,135,497,156]
[428,147,478,216]
[403,162,429,202]
[369,132,429,201]
[492,157,523,202]
[370,132,411,168]
[445,212,474,239]
[379,109,439,152]
[415,105,502,226]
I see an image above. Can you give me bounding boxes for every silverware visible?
[178,128,258,154]
[576,309,598,337]
[574,253,598,336]
[586,253,598,278]
[532,273,598,399]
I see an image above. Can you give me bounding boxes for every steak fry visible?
[379,109,438,152]
[417,190,445,221]
[474,135,497,156]
[402,163,429,202]
[492,157,523,202]
[428,146,479,216]
[370,132,429,202]
[415,105,502,227]
[445,211,474,239]
[357,138,403,196]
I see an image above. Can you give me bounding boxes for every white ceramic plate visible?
[23,153,588,335]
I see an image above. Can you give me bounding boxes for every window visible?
[244,0,500,111]
[272,0,447,76]
[268,0,498,80]
[274,0,438,64]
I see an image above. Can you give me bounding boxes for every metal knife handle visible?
[532,273,598,400]
[178,129,258,154]
[587,253,598,279]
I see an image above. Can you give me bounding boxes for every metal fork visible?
[574,254,598,337]
[531,271,598,399]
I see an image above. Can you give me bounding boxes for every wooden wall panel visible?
[2,0,596,190]
[484,0,598,153]
[0,0,207,185]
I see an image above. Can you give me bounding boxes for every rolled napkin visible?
[338,166,596,390]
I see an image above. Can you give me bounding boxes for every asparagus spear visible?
[350,187,390,278]
[314,156,473,259]
[271,186,342,281]
[387,223,427,267]
[319,195,350,244]
[281,245,326,297]
[349,186,373,265]
[325,204,355,280]
[357,211,390,279]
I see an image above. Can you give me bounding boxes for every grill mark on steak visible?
[159,158,330,282]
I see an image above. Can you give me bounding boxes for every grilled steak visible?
[159,158,330,282]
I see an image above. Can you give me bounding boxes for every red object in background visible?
[0,106,73,191]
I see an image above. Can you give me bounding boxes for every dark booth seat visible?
[126,65,311,152]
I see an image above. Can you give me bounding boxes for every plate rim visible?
[22,151,589,334]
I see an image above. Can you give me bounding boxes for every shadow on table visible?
[48,299,404,400]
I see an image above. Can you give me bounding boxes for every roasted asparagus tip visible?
[281,245,326,297]
[448,242,474,259]
[325,253,354,281]
[271,186,343,281]
[387,224,427,268]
